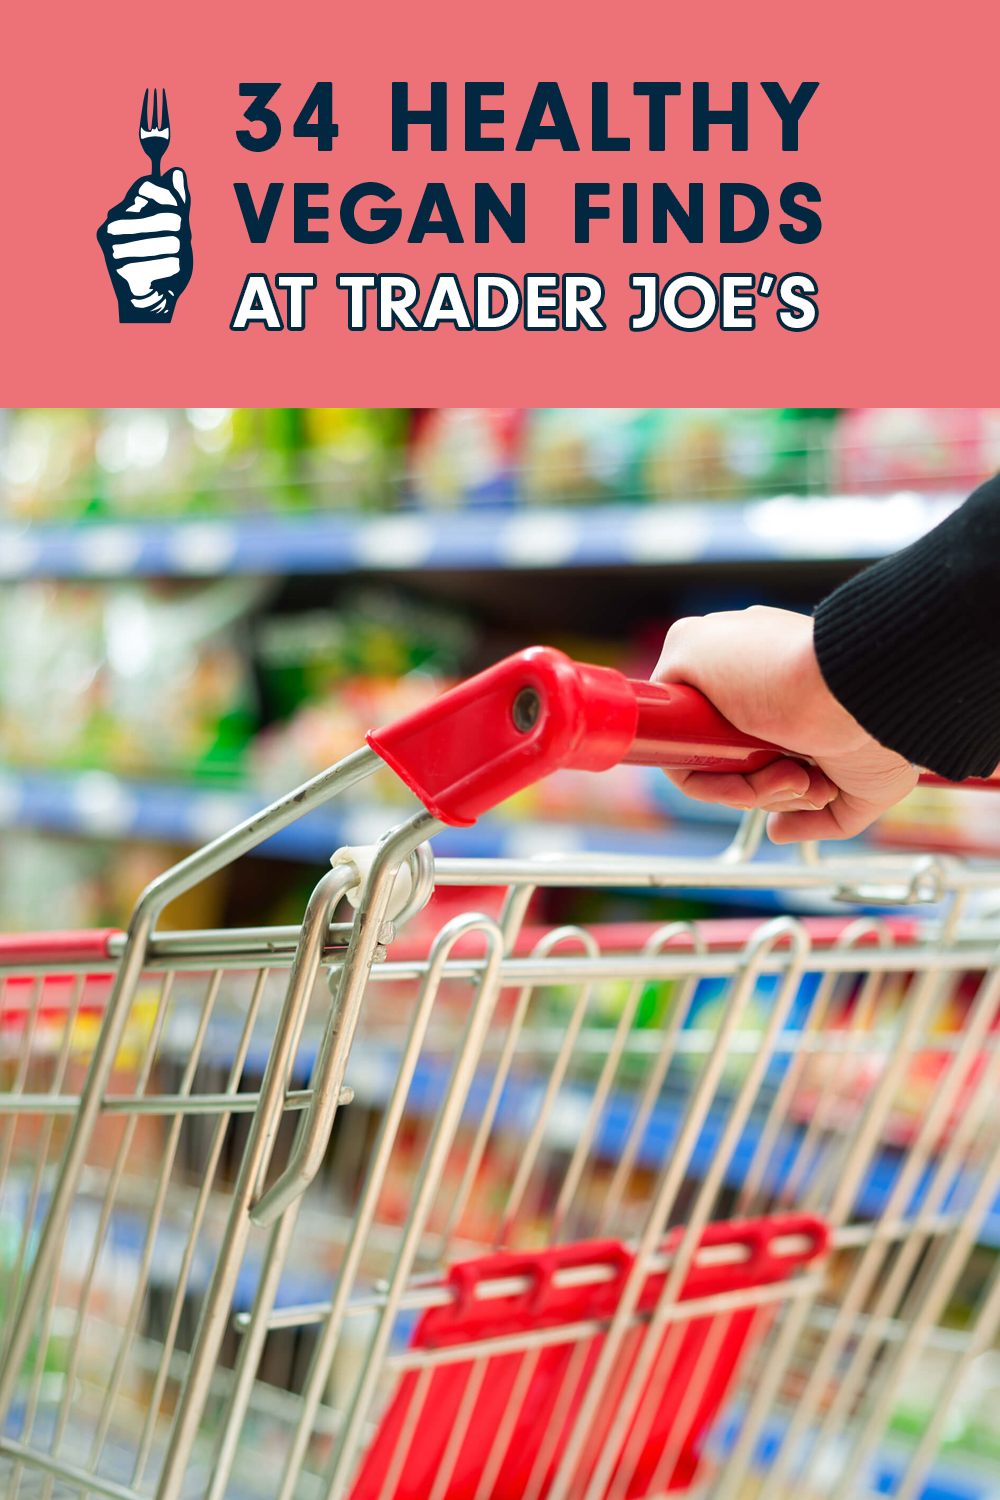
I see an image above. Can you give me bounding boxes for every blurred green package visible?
[0,409,411,521]
[300,408,410,510]
[642,408,835,500]
[520,408,658,503]
[219,407,305,512]
[521,408,837,503]
[255,587,475,721]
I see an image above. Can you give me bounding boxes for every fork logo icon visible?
[96,89,193,323]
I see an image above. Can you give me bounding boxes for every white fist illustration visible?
[97,170,193,323]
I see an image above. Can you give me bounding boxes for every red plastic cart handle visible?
[367,646,999,827]
[0,930,120,964]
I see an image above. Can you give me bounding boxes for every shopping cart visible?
[1,645,1000,1500]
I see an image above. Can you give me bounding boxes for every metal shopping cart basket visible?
[2,645,1000,1500]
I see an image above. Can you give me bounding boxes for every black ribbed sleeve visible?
[813,476,1000,780]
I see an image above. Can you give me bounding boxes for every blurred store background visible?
[5,409,1000,1500]
[0,405,994,936]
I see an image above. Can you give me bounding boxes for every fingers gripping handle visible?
[625,679,790,772]
[366,646,789,826]
[367,645,1000,824]
[627,681,1000,790]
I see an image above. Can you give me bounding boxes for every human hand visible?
[653,606,918,842]
[96,169,192,322]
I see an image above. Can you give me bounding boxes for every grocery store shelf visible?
[0,766,854,913]
[0,765,736,862]
[340,1048,1000,1251]
[178,1017,1000,1253]
[0,493,962,578]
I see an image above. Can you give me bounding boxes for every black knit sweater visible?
[813,476,1000,781]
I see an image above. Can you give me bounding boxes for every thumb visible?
[169,168,189,205]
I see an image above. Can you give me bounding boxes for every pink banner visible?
[2,0,995,404]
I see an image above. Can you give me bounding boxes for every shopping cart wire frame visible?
[0,646,998,1500]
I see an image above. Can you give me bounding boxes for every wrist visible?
[786,614,870,755]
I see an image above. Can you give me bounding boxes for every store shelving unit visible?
[0,489,965,891]
[0,765,837,913]
[0,491,962,578]
[0,766,732,860]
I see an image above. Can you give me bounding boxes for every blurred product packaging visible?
[0,832,230,933]
[520,408,838,503]
[407,408,524,507]
[301,408,410,509]
[0,408,411,521]
[0,408,97,521]
[833,408,1000,493]
[4,408,996,524]
[250,589,475,797]
[0,577,267,779]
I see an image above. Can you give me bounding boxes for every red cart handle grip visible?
[367,646,998,827]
